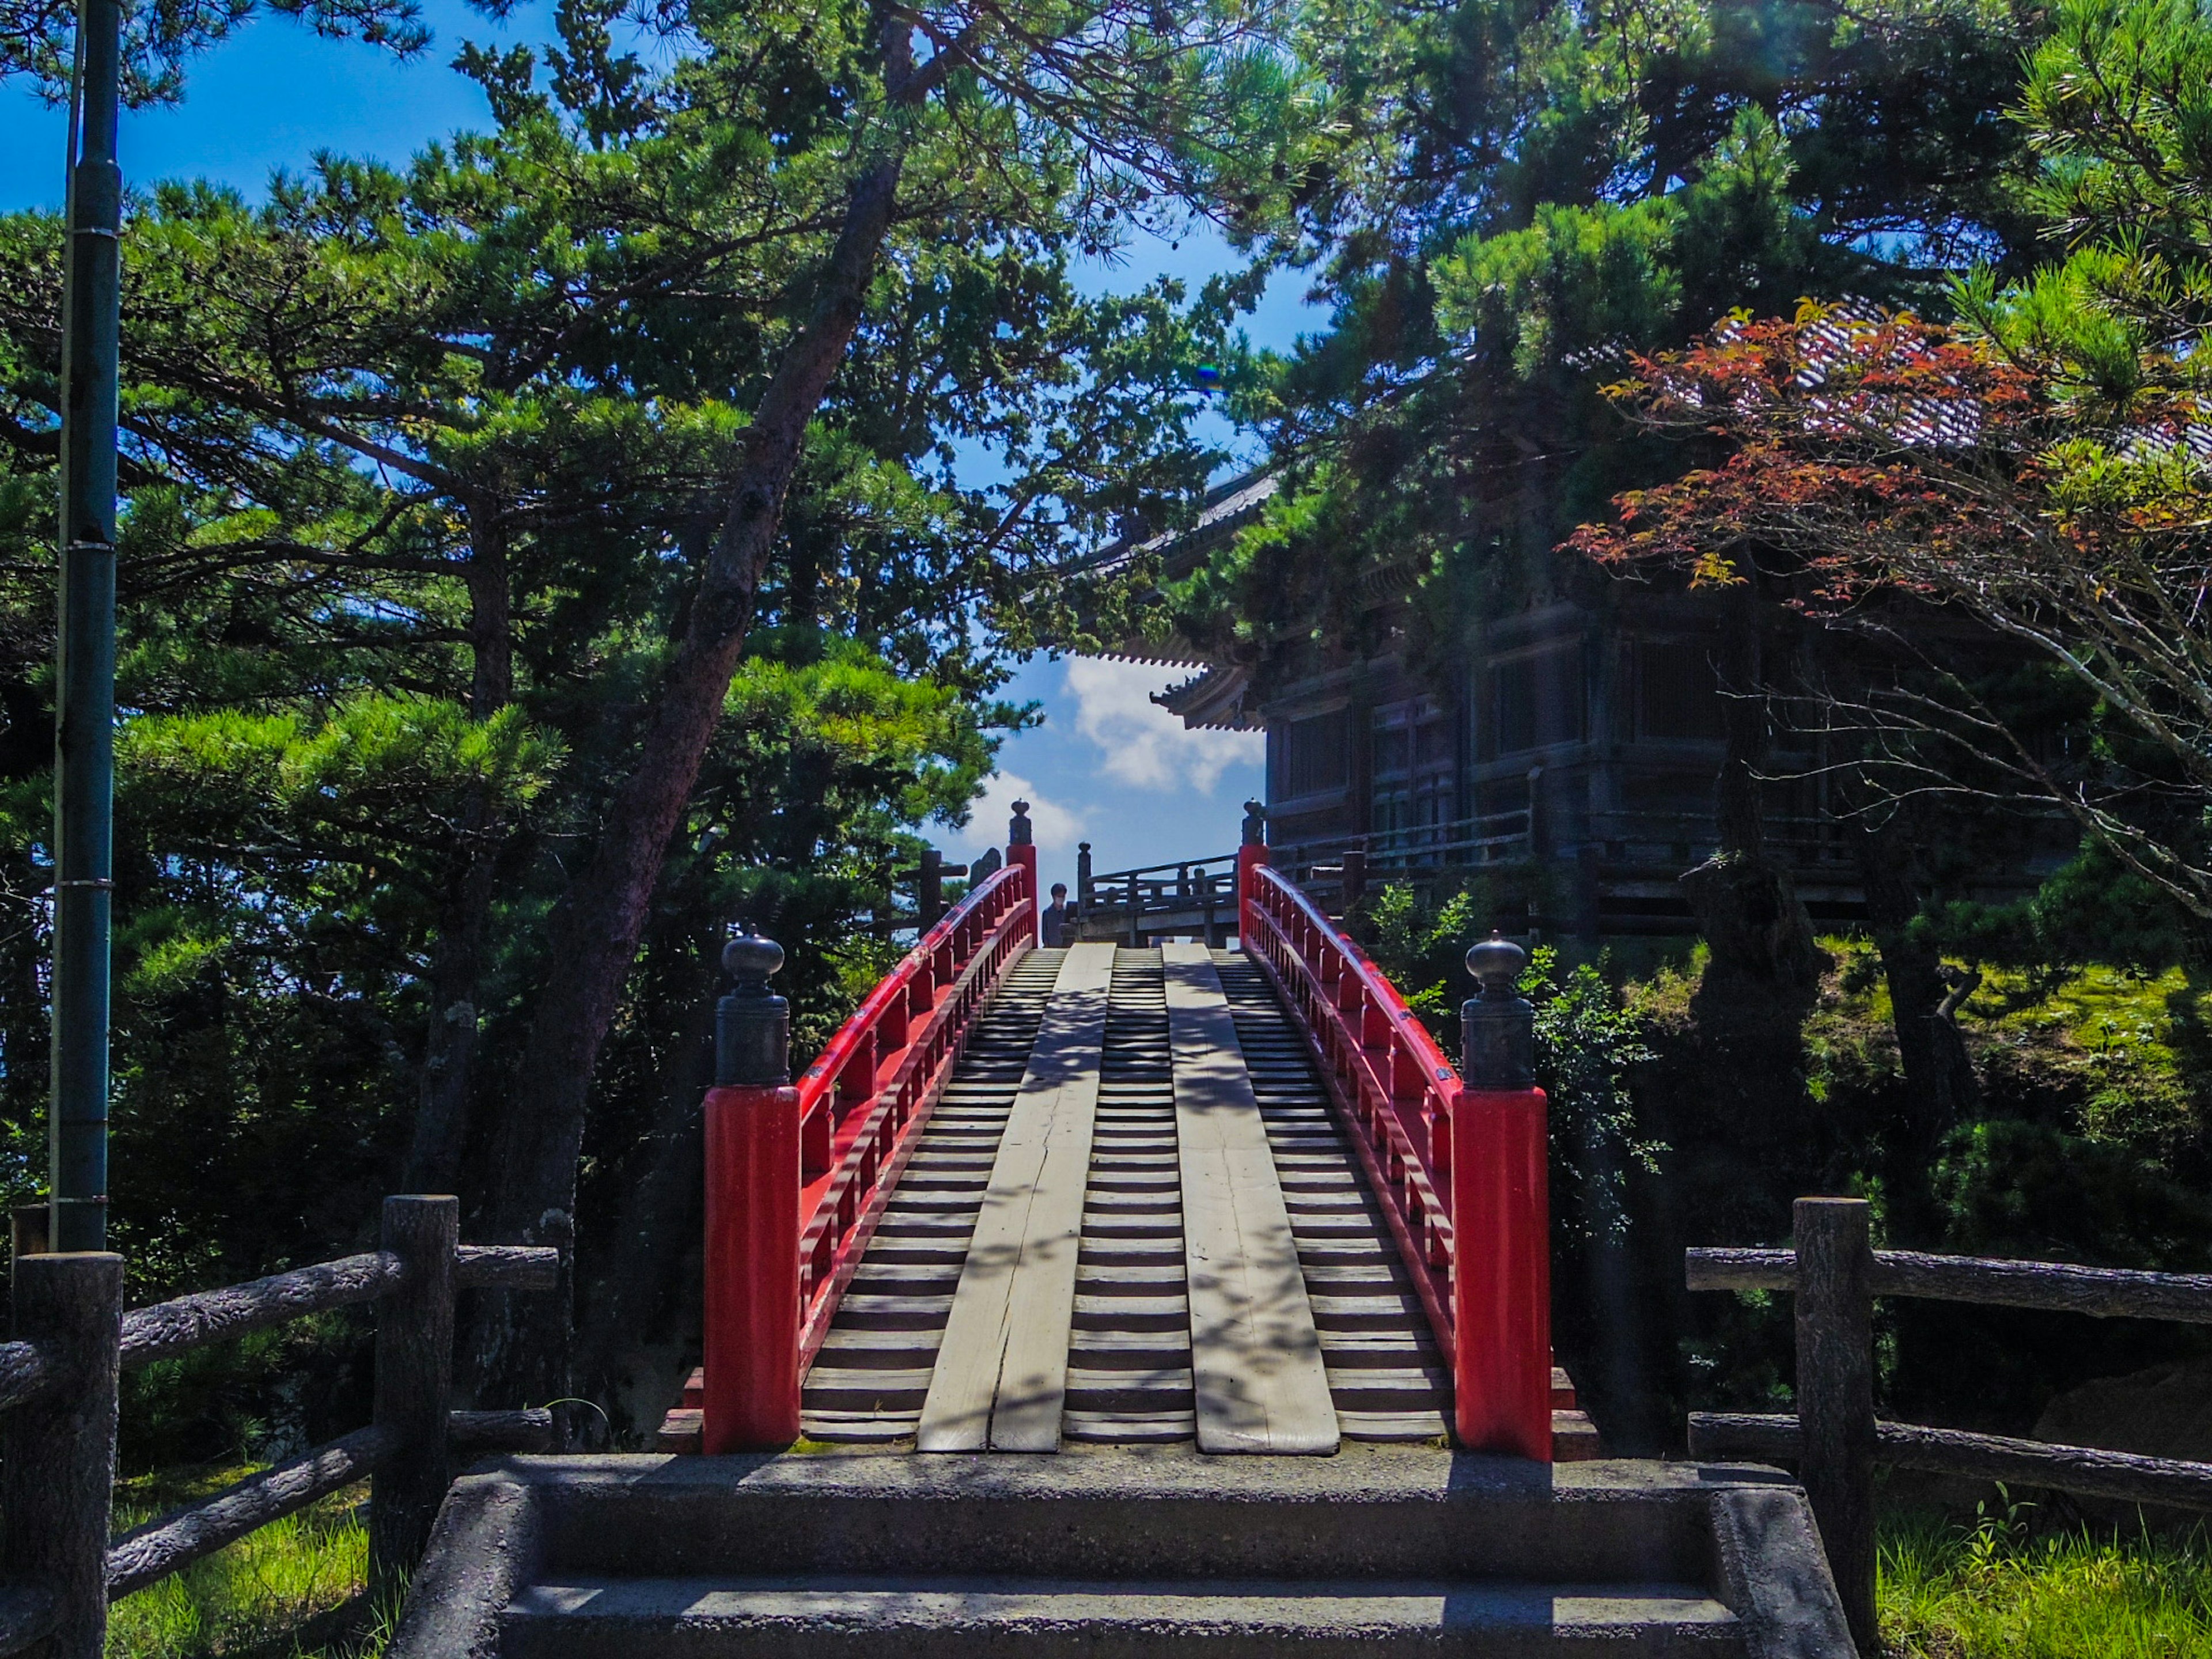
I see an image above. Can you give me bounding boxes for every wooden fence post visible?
[370,1195,458,1602]
[1796,1196,1877,1655]
[3,1251,122,1659]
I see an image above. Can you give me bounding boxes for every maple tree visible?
[1573,308,2212,914]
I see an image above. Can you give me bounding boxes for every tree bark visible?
[404,512,513,1195]
[1681,582,1821,990]
[1857,818,1979,1147]
[467,134,912,1404]
[573,944,718,1437]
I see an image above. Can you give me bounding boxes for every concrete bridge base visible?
[391,1448,1855,1658]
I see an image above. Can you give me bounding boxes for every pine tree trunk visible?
[465,142,910,1405]
[405,514,513,1195]
[573,945,719,1434]
[1681,582,1820,990]
[1858,821,1979,1146]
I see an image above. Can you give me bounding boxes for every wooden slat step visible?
[1062,1410,1196,1442]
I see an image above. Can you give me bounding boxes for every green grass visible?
[1882,1498,2212,1657]
[106,1469,388,1658]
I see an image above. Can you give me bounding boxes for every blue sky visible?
[0,11,1328,882]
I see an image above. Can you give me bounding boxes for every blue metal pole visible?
[51,0,121,1253]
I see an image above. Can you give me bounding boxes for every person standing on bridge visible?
[1041,882,1071,947]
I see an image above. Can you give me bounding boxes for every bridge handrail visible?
[795,861,1028,1130]
[700,815,1041,1453]
[793,861,1034,1364]
[1239,862,1459,1362]
[1087,850,1240,886]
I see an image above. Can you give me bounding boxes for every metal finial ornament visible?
[722,922,785,986]
[1008,801,1033,846]
[1461,930,1536,1091]
[1241,799,1267,846]
[1465,930,1527,996]
[715,921,790,1088]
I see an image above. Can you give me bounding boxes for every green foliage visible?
[1932,843,2202,983]
[0,0,1319,1442]
[1881,1503,2212,1657]
[1932,1118,2212,1269]
[1359,882,1482,1028]
[118,1310,370,1475]
[1168,0,2047,685]
[1355,883,1664,1236]
[0,0,427,107]
[1523,947,1666,1237]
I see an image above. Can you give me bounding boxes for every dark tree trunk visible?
[573,952,718,1437]
[1857,819,1979,1147]
[1677,582,1829,1214]
[465,138,911,1405]
[1680,584,1821,991]
[404,514,513,1196]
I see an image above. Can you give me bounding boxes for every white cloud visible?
[1064,658,1263,793]
[950,769,1085,857]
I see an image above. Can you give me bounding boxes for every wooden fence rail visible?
[1688,1196,2212,1658]
[0,1194,558,1659]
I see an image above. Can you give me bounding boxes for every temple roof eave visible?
[1153,664,1260,732]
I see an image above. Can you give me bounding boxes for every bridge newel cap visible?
[717,923,790,1088]
[1241,800,1266,846]
[1009,801,1033,845]
[1466,930,1527,998]
[722,923,785,986]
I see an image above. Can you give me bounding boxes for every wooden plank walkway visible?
[1162,942,1338,1454]
[917,944,1116,1450]
[1215,952,1452,1441]
[802,945,1450,1451]
[1066,947,1194,1444]
[799,949,1065,1442]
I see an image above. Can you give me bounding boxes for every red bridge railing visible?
[701,816,1038,1452]
[695,800,1549,1461]
[1238,833,1554,1461]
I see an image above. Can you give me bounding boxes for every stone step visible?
[501,1577,1746,1658]
[499,1453,1739,1585]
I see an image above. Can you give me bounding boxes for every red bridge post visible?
[1008,801,1039,940]
[1236,799,1268,942]
[1453,931,1552,1460]
[702,925,801,1453]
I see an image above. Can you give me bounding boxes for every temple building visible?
[1089,472,2062,938]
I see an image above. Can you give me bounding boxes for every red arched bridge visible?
[665,805,1584,1461]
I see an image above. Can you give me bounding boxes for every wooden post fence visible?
[1688,1203,2212,1658]
[0,1203,556,1659]
[5,1252,122,1659]
[370,1195,460,1599]
[1792,1198,1877,1654]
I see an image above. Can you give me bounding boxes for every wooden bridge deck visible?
[798,944,1452,1451]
